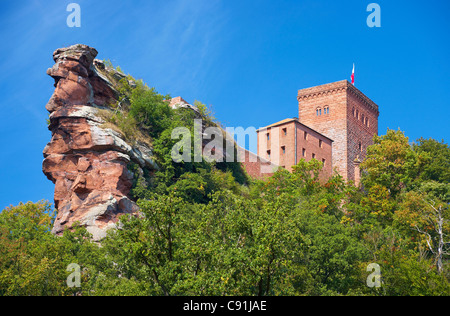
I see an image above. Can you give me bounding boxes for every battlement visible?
[298,80,379,116]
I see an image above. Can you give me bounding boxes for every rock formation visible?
[43,44,274,240]
[43,44,157,240]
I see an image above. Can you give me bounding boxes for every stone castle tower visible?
[298,80,379,183]
[257,80,379,184]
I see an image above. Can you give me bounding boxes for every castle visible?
[255,80,379,185]
[171,80,380,184]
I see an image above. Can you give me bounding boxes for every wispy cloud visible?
[116,0,229,97]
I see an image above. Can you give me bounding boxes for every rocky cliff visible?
[43,44,157,240]
[43,44,275,240]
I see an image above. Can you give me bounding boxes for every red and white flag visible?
[351,63,355,85]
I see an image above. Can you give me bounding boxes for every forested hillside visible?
[1,69,449,296]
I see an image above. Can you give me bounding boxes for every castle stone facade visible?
[256,80,379,184]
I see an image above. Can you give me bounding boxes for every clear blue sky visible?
[0,0,449,209]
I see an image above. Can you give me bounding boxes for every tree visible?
[413,137,450,184]
[361,129,418,197]
[395,191,450,274]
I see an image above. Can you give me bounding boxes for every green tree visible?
[413,137,450,184]
[128,83,173,138]
[361,129,418,197]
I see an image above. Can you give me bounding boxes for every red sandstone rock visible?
[43,44,154,240]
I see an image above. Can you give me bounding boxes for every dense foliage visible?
[1,72,449,295]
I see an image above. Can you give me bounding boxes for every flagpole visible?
[351,63,355,85]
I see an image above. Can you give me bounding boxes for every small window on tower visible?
[324,106,329,114]
[302,148,306,157]
[322,158,326,166]
[267,150,271,159]
[282,128,287,136]
[319,139,323,148]
[281,146,286,154]
[266,133,270,141]
[358,142,362,152]
[304,131,308,140]
[312,153,316,159]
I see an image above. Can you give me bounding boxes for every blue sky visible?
[0,0,449,209]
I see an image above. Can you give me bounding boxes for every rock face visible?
[43,44,157,240]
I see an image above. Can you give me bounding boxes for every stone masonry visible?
[297,80,379,183]
[253,80,379,184]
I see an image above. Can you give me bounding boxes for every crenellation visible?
[256,79,379,185]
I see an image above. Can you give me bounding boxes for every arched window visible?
[352,108,355,117]
[316,107,322,116]
[324,106,329,114]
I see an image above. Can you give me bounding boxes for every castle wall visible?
[295,122,333,179]
[257,119,332,179]
[298,81,349,179]
[346,87,379,183]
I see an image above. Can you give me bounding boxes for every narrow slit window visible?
[281,146,286,154]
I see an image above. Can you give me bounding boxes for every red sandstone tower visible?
[297,80,379,183]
